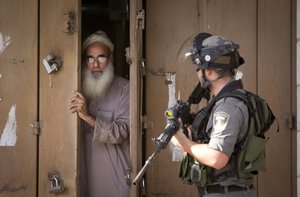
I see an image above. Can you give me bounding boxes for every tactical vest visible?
[179,80,276,187]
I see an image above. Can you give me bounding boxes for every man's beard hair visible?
[82,61,115,100]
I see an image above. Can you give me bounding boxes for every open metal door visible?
[0,1,38,196]
[129,0,144,196]
[39,0,81,196]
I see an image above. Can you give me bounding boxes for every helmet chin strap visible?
[201,70,211,90]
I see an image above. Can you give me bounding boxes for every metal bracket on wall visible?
[63,11,76,34]
[29,121,40,135]
[288,114,294,129]
[140,59,146,76]
[142,115,148,130]
[136,9,145,30]
[125,47,132,64]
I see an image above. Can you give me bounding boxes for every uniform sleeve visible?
[93,82,130,144]
[207,97,248,157]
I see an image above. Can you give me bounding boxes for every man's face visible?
[84,42,112,78]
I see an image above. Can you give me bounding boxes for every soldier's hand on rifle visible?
[171,118,186,149]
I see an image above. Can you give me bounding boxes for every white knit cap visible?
[82,30,114,53]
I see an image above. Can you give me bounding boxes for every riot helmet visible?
[178,33,244,71]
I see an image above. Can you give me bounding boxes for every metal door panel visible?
[145,0,199,196]
[0,0,38,196]
[257,0,292,196]
[39,0,80,196]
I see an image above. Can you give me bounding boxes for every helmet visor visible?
[176,33,198,64]
[177,32,213,65]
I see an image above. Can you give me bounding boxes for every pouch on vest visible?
[236,134,268,179]
[234,91,276,179]
[179,153,211,187]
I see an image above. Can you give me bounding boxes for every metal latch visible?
[42,54,62,74]
[140,59,146,76]
[48,171,65,193]
[141,178,146,196]
[136,9,145,30]
[125,170,131,185]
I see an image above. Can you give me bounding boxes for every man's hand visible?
[170,118,187,150]
[69,91,95,127]
[171,127,185,150]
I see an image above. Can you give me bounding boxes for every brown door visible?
[256,0,293,196]
[0,1,38,197]
[145,0,294,196]
[0,0,81,197]
[39,0,81,196]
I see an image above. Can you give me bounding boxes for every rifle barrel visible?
[132,150,159,185]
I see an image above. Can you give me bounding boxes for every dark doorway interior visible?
[82,0,129,78]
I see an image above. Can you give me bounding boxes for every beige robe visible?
[80,76,131,197]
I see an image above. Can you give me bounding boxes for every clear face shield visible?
[177,33,198,64]
[177,32,213,68]
[176,33,213,94]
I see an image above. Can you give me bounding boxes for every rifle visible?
[132,82,210,185]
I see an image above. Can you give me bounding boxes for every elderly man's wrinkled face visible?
[85,42,112,78]
[82,42,114,100]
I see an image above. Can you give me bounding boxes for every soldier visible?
[172,33,256,197]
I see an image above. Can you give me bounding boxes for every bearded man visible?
[70,30,131,197]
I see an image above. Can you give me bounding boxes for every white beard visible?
[82,61,114,100]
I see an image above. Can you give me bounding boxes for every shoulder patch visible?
[213,111,230,133]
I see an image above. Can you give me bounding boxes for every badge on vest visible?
[213,111,230,133]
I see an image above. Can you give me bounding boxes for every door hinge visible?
[136,9,145,30]
[125,47,132,64]
[140,58,146,76]
[142,115,148,130]
[63,11,76,34]
[288,114,295,129]
[30,121,40,135]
